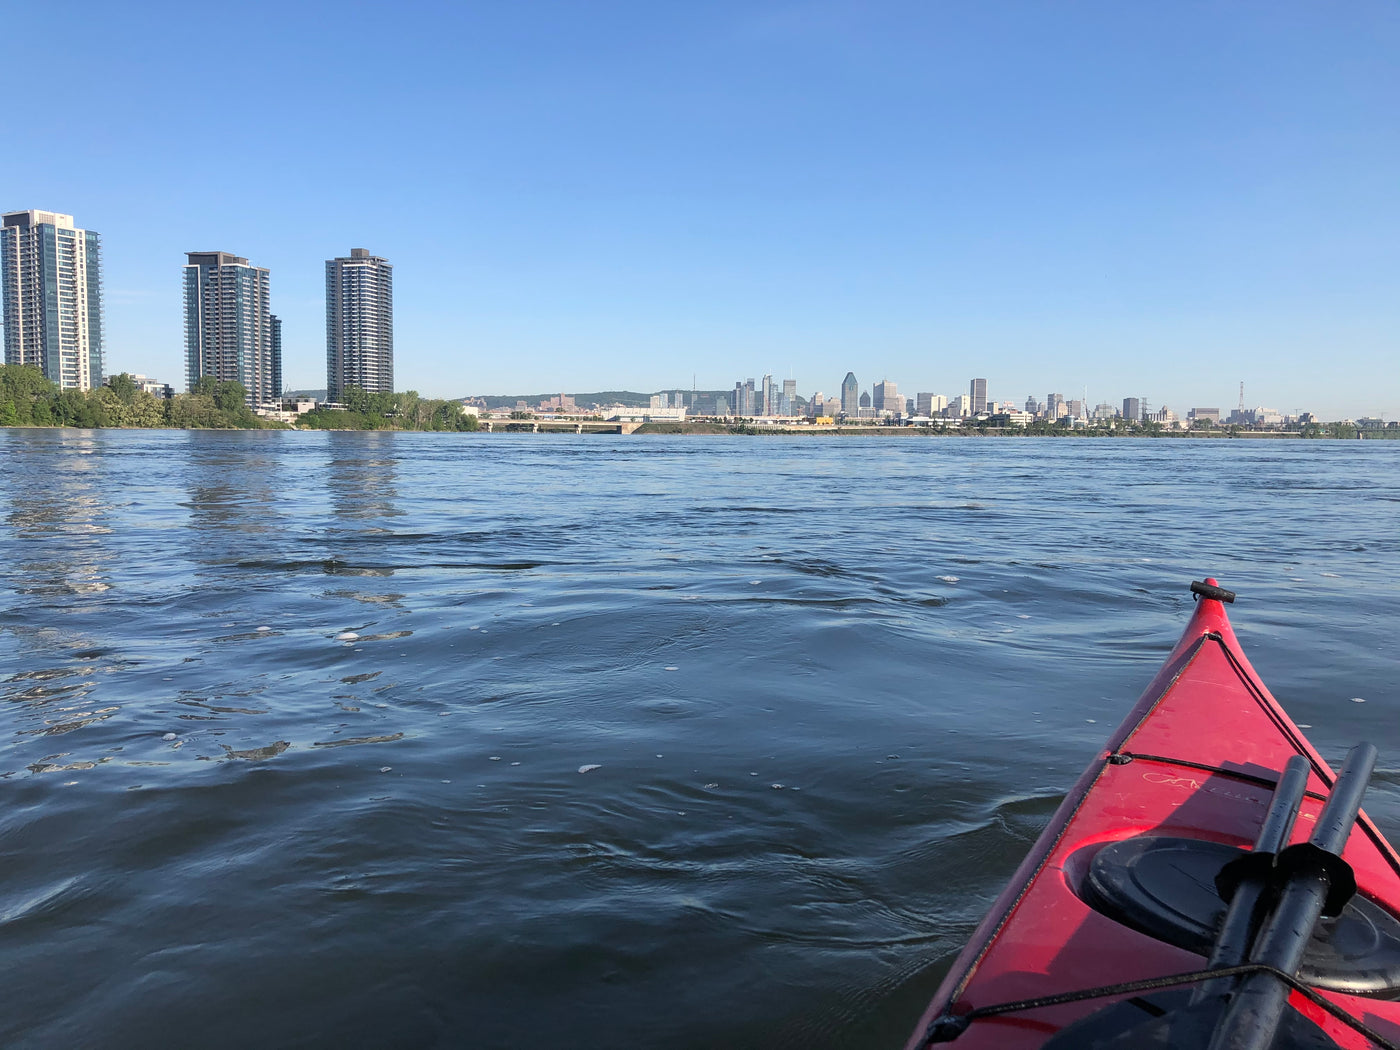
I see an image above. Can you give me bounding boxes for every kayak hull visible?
[906,587,1400,1049]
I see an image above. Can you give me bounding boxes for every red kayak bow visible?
[907,580,1400,1050]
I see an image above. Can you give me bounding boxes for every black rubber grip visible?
[1191,580,1236,603]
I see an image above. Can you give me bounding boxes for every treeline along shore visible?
[0,366,478,432]
[0,365,1391,438]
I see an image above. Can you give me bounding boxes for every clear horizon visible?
[6,1,1397,419]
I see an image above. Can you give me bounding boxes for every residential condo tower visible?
[1,210,104,390]
[183,251,279,404]
[326,248,393,403]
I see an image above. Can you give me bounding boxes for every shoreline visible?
[3,422,1395,440]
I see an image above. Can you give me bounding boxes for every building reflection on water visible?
[325,431,402,523]
[182,432,284,539]
[4,431,113,599]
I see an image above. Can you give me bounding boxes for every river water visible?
[1,430,1397,1048]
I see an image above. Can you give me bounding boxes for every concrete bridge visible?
[478,420,642,435]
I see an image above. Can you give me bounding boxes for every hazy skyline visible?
[6,1,1398,418]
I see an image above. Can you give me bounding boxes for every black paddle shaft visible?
[1206,742,1378,1050]
[1191,755,1312,1008]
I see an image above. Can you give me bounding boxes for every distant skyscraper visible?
[326,248,394,402]
[917,393,948,416]
[761,374,774,415]
[970,377,988,414]
[1048,392,1065,419]
[841,372,859,416]
[270,315,282,399]
[782,377,796,414]
[732,378,758,415]
[873,379,900,413]
[1,210,104,390]
[183,251,279,403]
[1123,397,1141,422]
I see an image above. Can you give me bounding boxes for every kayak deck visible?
[908,584,1400,1049]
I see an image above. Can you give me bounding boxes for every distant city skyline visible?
[0,212,1373,421]
[4,3,1398,419]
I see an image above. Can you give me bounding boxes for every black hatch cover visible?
[1082,835,1400,996]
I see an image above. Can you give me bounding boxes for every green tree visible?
[342,385,372,414]
[107,373,138,403]
[0,364,59,425]
[168,393,224,428]
[55,387,107,427]
[212,380,248,414]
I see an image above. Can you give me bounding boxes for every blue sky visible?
[6,1,1397,417]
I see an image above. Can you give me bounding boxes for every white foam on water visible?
[664,666,679,671]
[256,626,271,632]
[1351,697,1366,703]
[937,575,960,583]
[1322,573,1341,578]
[379,766,391,773]
[578,764,601,774]
[161,733,177,741]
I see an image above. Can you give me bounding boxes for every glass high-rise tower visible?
[970,377,988,414]
[183,251,279,404]
[326,248,393,403]
[840,371,859,416]
[1,210,104,390]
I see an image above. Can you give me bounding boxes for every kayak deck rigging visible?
[907,580,1400,1050]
